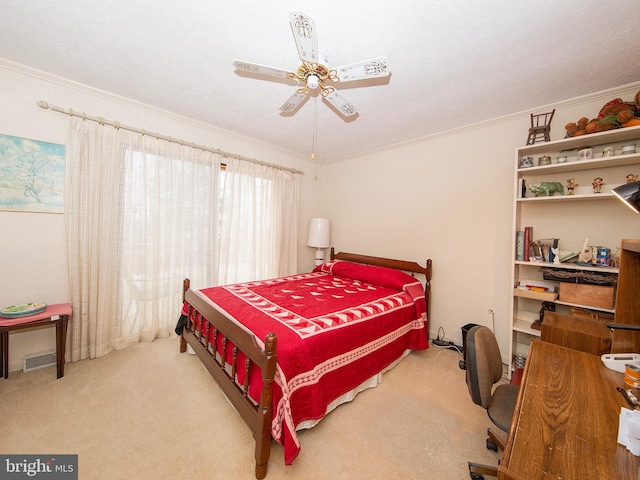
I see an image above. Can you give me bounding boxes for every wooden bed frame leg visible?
[254,333,277,479]
[255,463,267,480]
[180,278,190,354]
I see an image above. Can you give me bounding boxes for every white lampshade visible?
[307,218,330,248]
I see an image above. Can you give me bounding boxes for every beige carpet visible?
[0,338,502,479]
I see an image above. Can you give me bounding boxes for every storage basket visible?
[569,306,614,323]
[542,267,617,286]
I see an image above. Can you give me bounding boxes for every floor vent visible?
[23,350,56,373]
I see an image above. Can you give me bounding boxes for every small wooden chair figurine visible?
[526,109,555,145]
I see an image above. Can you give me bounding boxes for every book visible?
[523,226,532,261]
[515,231,524,261]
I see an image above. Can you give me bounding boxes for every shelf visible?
[517,125,640,156]
[514,260,618,274]
[554,300,615,314]
[513,317,542,337]
[510,124,640,365]
[517,152,640,176]
[517,192,616,203]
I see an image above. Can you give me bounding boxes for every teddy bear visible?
[564,117,589,137]
[565,90,640,137]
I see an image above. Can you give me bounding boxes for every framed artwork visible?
[0,134,65,213]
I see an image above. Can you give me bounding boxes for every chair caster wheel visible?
[486,438,498,452]
[470,474,484,480]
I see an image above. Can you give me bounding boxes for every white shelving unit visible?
[509,125,640,370]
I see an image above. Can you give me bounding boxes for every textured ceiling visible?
[1,1,639,162]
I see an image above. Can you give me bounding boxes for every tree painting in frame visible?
[0,133,65,213]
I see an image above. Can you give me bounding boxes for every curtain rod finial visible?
[37,100,50,110]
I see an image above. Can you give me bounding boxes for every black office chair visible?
[464,325,519,480]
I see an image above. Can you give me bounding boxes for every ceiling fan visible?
[233,11,390,118]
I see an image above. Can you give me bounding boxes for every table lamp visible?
[307,218,330,266]
[612,180,640,214]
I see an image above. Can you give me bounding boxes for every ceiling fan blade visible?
[289,11,318,63]
[325,91,358,117]
[233,60,292,79]
[279,91,307,114]
[332,57,390,82]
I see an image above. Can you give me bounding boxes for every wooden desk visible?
[0,303,72,379]
[498,339,640,480]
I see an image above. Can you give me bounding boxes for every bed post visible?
[255,332,277,480]
[180,278,190,353]
[425,259,432,328]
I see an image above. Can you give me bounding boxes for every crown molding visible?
[0,57,308,163]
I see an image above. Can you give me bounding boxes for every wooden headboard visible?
[330,247,432,322]
[330,247,432,279]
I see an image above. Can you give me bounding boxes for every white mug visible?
[578,148,593,160]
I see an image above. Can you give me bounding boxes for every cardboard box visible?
[558,283,615,310]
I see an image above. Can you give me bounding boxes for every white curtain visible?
[217,157,301,284]
[65,118,300,361]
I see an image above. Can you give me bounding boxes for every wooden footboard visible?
[179,279,277,480]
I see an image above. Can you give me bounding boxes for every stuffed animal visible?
[584,114,620,134]
[565,90,640,137]
[621,90,640,127]
[585,95,638,133]
[564,117,589,137]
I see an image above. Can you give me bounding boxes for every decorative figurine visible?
[612,246,621,268]
[592,177,605,193]
[532,301,556,330]
[551,247,561,265]
[529,181,564,197]
[566,178,579,195]
[626,173,638,183]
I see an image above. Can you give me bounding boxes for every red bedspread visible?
[183,260,428,464]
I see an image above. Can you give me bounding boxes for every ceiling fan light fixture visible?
[234,11,390,119]
[307,74,319,89]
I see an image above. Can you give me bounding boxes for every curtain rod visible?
[37,101,304,175]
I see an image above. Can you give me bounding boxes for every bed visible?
[176,248,432,479]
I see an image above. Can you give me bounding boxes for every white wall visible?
[0,60,320,372]
[322,81,640,356]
